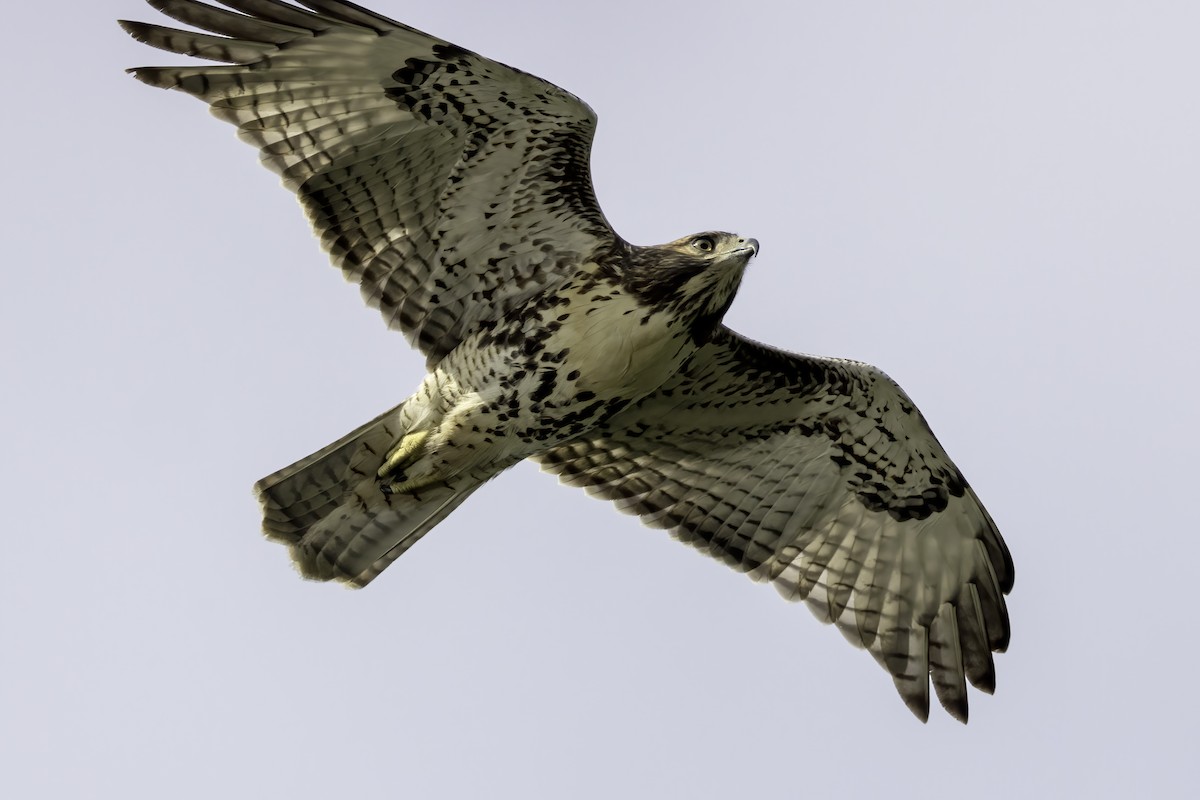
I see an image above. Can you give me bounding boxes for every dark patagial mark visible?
[431,42,472,62]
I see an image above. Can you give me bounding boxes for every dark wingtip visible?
[906,697,931,724]
[124,66,165,87]
[945,699,969,724]
[119,19,163,86]
[894,675,931,723]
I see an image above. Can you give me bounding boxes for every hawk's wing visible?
[121,0,617,364]
[536,328,1013,723]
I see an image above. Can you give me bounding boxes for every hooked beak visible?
[734,238,759,258]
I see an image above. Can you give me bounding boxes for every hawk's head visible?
[624,231,759,342]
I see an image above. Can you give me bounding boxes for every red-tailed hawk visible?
[122,0,1013,722]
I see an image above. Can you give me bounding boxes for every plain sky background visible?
[4,0,1197,796]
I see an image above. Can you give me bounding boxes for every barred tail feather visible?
[254,405,486,587]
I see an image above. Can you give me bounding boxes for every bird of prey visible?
[121,0,1013,722]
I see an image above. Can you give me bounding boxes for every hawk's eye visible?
[692,236,716,253]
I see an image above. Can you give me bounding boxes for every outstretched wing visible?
[121,0,618,364]
[536,328,1013,722]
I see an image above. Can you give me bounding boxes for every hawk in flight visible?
[122,0,1013,722]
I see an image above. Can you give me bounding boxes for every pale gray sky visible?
[4,1,1197,796]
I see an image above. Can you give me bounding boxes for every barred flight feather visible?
[123,0,1013,723]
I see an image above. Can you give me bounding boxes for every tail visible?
[255,404,487,587]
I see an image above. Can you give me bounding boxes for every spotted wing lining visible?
[121,0,619,364]
[537,327,1013,722]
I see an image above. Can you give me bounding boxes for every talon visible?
[382,474,444,495]
[377,430,430,480]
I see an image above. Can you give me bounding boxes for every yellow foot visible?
[377,430,440,495]
[377,430,430,480]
